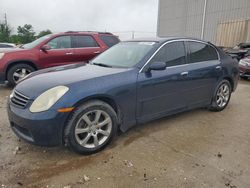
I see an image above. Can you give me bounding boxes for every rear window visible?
[99,35,120,47]
[188,42,218,63]
[72,35,99,48]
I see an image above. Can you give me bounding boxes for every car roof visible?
[0,42,16,46]
[125,37,209,44]
[55,31,115,35]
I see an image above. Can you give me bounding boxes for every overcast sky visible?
[0,0,158,39]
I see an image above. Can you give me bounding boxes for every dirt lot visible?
[0,80,250,188]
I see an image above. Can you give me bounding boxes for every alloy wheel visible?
[13,68,31,83]
[216,83,230,108]
[74,110,112,149]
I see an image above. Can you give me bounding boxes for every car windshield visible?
[22,34,52,49]
[91,41,156,68]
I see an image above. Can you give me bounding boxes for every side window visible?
[188,42,218,63]
[99,35,120,47]
[150,41,186,67]
[0,44,12,48]
[47,36,71,49]
[72,35,99,48]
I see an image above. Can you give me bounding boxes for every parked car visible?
[7,37,239,154]
[0,43,17,53]
[239,56,250,79]
[0,31,120,86]
[224,43,250,61]
[0,42,16,48]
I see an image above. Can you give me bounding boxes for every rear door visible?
[137,41,189,122]
[39,35,76,68]
[184,41,222,108]
[72,35,103,62]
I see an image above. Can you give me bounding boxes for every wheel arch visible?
[72,95,122,123]
[5,60,38,79]
[222,76,234,91]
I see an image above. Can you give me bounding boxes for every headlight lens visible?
[29,86,69,113]
[0,53,5,59]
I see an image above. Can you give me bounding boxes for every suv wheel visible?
[64,100,118,155]
[7,64,35,86]
[209,80,232,112]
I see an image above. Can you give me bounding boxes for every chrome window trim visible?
[40,47,101,52]
[139,39,220,73]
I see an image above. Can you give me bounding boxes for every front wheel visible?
[209,80,232,112]
[64,100,118,155]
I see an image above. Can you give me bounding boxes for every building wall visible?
[157,0,250,47]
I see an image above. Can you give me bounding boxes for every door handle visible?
[66,52,73,55]
[215,66,222,70]
[180,71,189,76]
[94,51,101,54]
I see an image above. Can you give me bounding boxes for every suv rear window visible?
[99,35,119,47]
[188,42,218,63]
[72,35,99,48]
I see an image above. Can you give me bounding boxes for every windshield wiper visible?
[92,62,112,68]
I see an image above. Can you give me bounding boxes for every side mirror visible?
[148,61,167,71]
[41,45,51,51]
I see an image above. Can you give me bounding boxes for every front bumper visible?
[239,66,250,78]
[7,100,69,147]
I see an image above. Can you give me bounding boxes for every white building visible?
[157,0,250,47]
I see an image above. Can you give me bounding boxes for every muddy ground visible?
[0,80,250,188]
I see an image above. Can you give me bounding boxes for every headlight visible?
[29,86,69,113]
[0,53,5,59]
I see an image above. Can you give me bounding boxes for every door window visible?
[72,35,99,48]
[150,41,186,67]
[47,36,71,49]
[188,42,218,63]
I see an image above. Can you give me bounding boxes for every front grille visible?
[11,90,30,108]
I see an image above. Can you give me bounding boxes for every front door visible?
[39,35,76,68]
[136,41,188,122]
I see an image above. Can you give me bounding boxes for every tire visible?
[209,80,232,112]
[7,64,35,86]
[64,100,118,155]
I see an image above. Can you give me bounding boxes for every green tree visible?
[37,29,52,38]
[9,34,22,44]
[17,24,35,44]
[0,22,12,42]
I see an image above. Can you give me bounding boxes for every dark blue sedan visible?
[7,37,239,154]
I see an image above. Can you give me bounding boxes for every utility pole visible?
[201,0,207,40]
[132,31,135,39]
[4,13,8,26]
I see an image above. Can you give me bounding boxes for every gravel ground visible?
[0,80,250,188]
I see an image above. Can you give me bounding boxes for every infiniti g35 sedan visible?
[7,37,239,154]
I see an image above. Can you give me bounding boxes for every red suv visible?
[0,31,120,86]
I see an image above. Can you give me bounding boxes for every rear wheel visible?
[209,80,231,112]
[7,64,35,86]
[64,100,118,155]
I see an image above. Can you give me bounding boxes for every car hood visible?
[15,63,132,99]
